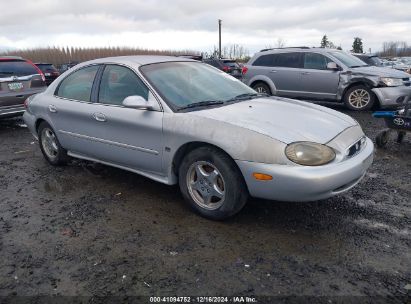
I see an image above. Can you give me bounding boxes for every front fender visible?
[163,113,288,184]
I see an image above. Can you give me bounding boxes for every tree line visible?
[0,46,198,66]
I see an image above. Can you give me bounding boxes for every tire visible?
[38,121,69,166]
[178,146,249,220]
[397,131,406,144]
[252,82,271,95]
[376,130,389,148]
[344,85,376,111]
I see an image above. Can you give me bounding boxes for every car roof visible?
[257,47,339,55]
[76,55,194,67]
[0,56,24,61]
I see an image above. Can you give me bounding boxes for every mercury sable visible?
[23,56,374,220]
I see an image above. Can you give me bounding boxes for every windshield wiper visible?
[177,100,224,111]
[351,65,369,68]
[226,92,268,102]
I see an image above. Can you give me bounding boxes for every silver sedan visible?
[23,56,374,220]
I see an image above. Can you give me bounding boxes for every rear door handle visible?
[301,72,310,75]
[93,112,106,122]
[270,70,277,73]
[48,105,57,113]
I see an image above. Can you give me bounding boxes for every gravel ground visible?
[0,108,410,303]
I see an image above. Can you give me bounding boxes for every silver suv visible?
[243,47,411,111]
[0,56,47,118]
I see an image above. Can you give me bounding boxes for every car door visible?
[49,64,102,154]
[86,64,164,174]
[257,52,303,97]
[300,52,340,100]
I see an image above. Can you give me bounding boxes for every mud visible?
[0,109,410,301]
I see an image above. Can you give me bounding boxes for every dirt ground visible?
[0,108,410,302]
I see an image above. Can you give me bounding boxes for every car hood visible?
[191,97,358,144]
[349,66,410,78]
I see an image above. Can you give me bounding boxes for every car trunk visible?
[0,59,45,107]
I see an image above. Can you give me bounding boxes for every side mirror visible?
[122,95,153,110]
[327,62,339,70]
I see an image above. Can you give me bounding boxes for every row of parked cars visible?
[1,49,411,119]
[353,53,411,73]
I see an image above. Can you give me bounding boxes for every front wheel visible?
[178,146,248,220]
[344,85,376,111]
[38,121,69,165]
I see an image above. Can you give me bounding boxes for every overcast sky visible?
[0,0,410,55]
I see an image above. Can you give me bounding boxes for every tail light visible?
[24,97,30,109]
[24,95,35,110]
[222,66,230,72]
[27,60,46,82]
[242,66,248,75]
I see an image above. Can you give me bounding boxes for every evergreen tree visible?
[352,37,364,53]
[320,35,329,48]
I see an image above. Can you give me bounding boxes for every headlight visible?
[380,77,403,87]
[285,142,336,166]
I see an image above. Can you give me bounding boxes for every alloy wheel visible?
[186,161,226,210]
[348,89,370,109]
[41,128,59,160]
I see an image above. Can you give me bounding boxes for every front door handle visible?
[301,72,310,75]
[93,112,106,122]
[48,105,57,113]
[270,70,277,73]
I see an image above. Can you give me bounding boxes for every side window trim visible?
[91,65,106,103]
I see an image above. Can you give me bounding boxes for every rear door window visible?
[0,60,38,77]
[303,53,332,70]
[273,53,302,68]
[56,65,99,102]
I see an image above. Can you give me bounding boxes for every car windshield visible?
[0,60,38,77]
[222,60,240,68]
[140,61,257,111]
[330,51,369,68]
[369,56,383,66]
[37,64,58,72]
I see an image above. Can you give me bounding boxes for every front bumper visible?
[372,86,411,107]
[236,137,374,202]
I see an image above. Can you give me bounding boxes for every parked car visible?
[178,54,203,61]
[35,63,60,86]
[243,47,411,111]
[23,56,374,220]
[58,62,79,74]
[0,56,47,118]
[352,53,383,67]
[203,58,243,79]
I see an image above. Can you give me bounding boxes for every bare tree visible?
[276,38,286,48]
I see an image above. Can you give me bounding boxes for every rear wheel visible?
[397,131,406,143]
[344,85,376,111]
[252,82,271,95]
[178,146,248,220]
[376,130,389,148]
[38,121,69,165]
